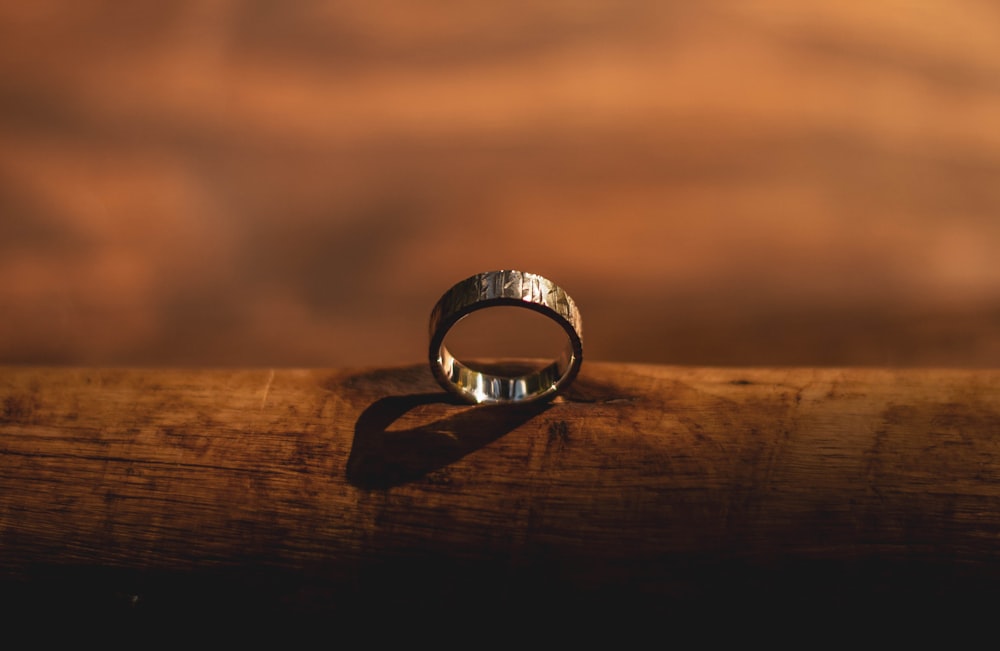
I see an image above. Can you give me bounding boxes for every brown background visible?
[2,1,999,368]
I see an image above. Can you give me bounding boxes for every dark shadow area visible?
[3,555,998,635]
[342,360,636,488]
[346,390,550,489]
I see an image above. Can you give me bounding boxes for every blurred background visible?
[1,1,998,368]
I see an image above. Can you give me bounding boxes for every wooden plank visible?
[1,363,1000,619]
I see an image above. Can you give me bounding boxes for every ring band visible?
[428,270,583,404]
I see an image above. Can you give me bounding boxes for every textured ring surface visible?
[428,270,583,404]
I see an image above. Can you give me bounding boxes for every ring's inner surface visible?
[436,304,575,403]
[438,343,575,403]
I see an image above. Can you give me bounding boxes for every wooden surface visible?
[2,362,1000,619]
[2,2,1000,369]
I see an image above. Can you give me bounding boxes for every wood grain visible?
[2,363,999,619]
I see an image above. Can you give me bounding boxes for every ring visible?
[429,270,583,404]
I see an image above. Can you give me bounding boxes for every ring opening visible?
[443,306,568,376]
[434,305,577,404]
